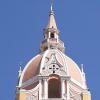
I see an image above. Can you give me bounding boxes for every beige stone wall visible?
[16,92,26,100]
[16,89,39,100]
[82,91,91,100]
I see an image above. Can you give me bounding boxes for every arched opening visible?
[48,75,61,98]
[50,33,54,38]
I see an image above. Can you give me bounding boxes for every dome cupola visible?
[40,3,65,52]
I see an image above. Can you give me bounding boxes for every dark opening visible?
[51,33,54,38]
[48,75,61,98]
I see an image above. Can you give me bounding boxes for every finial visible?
[50,0,54,11]
[81,64,86,80]
[81,64,87,89]
[81,64,84,73]
[18,63,22,78]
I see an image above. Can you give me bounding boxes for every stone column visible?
[66,76,70,100]
[56,35,59,43]
[43,77,48,99]
[48,32,51,38]
[61,77,65,99]
[67,81,70,100]
[39,76,42,100]
[42,76,48,100]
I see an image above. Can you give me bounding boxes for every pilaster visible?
[43,76,48,99]
[38,76,43,100]
[61,76,70,100]
[61,78,65,99]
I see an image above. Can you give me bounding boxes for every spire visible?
[46,0,58,30]
[40,1,65,52]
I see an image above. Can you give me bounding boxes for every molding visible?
[16,84,39,94]
[21,76,38,88]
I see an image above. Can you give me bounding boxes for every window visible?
[50,33,54,38]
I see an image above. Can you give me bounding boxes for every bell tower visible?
[16,1,91,100]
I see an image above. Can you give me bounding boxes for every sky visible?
[0,0,100,100]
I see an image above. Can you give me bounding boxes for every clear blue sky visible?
[0,0,100,100]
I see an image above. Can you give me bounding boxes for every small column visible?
[43,77,48,99]
[48,32,51,38]
[39,76,43,100]
[67,81,70,100]
[66,77,70,100]
[56,35,59,43]
[61,77,66,99]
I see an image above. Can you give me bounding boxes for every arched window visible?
[48,75,61,98]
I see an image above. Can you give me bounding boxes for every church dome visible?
[19,6,84,89]
[19,49,84,89]
[16,2,91,100]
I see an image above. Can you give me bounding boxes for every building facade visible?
[16,4,91,100]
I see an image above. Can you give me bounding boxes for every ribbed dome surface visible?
[21,54,42,83]
[20,49,84,87]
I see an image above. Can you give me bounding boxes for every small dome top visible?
[19,49,84,88]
